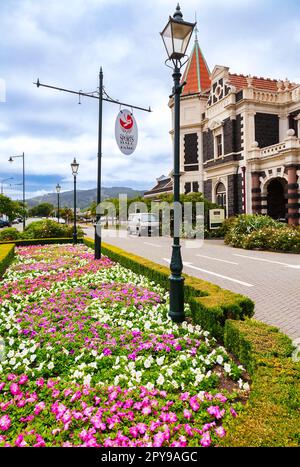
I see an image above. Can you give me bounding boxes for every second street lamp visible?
[160,4,195,323]
[71,158,79,244]
[56,183,61,224]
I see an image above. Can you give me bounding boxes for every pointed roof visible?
[181,37,211,96]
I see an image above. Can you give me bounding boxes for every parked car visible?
[127,213,159,236]
[0,219,11,228]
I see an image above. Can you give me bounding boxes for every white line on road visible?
[233,253,300,269]
[196,254,238,265]
[163,259,254,287]
[143,242,163,248]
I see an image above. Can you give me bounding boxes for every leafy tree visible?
[0,194,24,221]
[29,203,54,218]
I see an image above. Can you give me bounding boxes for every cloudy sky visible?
[1,0,300,199]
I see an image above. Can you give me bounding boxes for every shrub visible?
[22,220,84,239]
[0,227,21,241]
[230,214,283,236]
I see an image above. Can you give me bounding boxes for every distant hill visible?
[26,187,145,210]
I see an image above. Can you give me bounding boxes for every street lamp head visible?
[71,158,79,176]
[56,183,61,193]
[8,156,13,163]
[160,3,195,65]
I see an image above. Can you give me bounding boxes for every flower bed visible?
[0,244,250,447]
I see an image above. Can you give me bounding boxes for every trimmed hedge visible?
[222,319,300,446]
[0,244,15,278]
[84,237,254,340]
[0,237,84,246]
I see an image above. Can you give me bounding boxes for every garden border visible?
[0,238,298,446]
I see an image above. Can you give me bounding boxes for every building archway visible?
[266,178,287,220]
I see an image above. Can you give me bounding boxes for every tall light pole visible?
[8,152,26,231]
[71,158,79,244]
[0,177,13,195]
[160,4,195,323]
[56,183,61,223]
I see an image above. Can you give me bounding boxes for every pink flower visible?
[189,396,200,412]
[215,393,227,403]
[141,406,151,415]
[200,431,211,447]
[15,435,27,447]
[230,407,237,418]
[183,409,192,419]
[7,374,17,381]
[103,348,112,356]
[34,402,46,415]
[215,426,226,438]
[36,378,44,387]
[0,383,5,391]
[10,383,21,396]
[19,375,28,385]
[0,415,11,431]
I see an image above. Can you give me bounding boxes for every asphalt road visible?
[84,227,300,341]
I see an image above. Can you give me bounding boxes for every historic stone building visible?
[145,35,300,225]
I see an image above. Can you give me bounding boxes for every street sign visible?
[209,209,225,229]
[115,109,138,155]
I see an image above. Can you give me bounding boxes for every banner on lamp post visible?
[115,109,138,155]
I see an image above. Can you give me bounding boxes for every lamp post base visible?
[168,243,185,323]
[73,233,77,244]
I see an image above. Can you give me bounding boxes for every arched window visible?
[216,182,226,211]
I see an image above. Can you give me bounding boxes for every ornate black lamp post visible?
[160,4,195,323]
[56,183,61,223]
[70,158,79,244]
[8,152,26,231]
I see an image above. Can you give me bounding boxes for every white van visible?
[127,213,159,236]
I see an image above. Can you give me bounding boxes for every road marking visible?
[162,259,253,287]
[143,242,162,248]
[196,254,238,265]
[233,253,300,269]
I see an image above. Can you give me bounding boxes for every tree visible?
[29,203,54,218]
[60,206,73,224]
[0,194,24,221]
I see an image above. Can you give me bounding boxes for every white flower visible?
[156,356,165,366]
[243,382,250,391]
[9,358,16,365]
[216,355,223,365]
[237,378,243,388]
[224,363,231,373]
[83,374,92,386]
[156,374,165,385]
[48,362,54,370]
[166,368,173,376]
[146,382,154,391]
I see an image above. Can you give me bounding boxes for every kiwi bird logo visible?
[120,113,134,130]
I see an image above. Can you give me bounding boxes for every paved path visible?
[85,228,300,341]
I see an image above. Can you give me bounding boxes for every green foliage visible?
[229,214,283,235]
[0,227,21,241]
[84,237,254,341]
[224,214,300,252]
[222,319,300,446]
[28,202,54,218]
[22,220,84,239]
[0,194,24,221]
[0,244,15,277]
